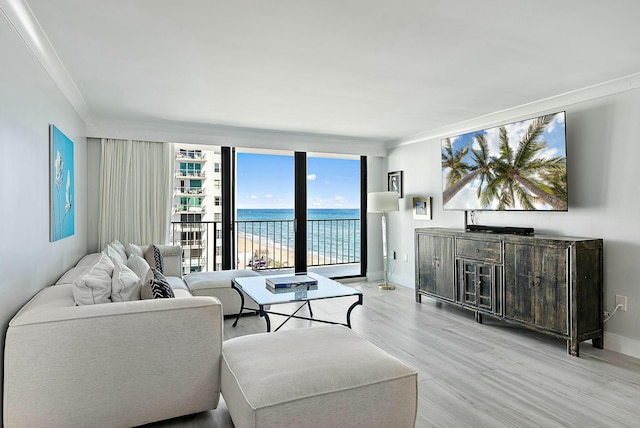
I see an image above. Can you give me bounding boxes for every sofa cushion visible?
[142,269,175,299]
[127,254,150,281]
[111,261,142,302]
[173,288,192,298]
[184,270,262,315]
[56,265,92,285]
[166,275,189,292]
[76,252,103,267]
[185,270,259,291]
[72,253,114,305]
[144,245,182,278]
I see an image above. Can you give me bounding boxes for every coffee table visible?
[231,272,363,332]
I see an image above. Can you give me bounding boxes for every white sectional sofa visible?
[3,246,222,427]
[3,244,418,428]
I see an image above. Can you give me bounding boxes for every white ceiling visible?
[15,0,640,144]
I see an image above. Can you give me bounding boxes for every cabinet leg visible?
[415,293,422,303]
[567,339,579,357]
[475,311,483,324]
[592,336,604,349]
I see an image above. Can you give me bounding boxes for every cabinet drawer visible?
[456,238,502,262]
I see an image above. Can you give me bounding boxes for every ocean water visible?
[236,209,361,264]
[237,208,360,221]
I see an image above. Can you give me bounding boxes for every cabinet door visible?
[535,246,568,334]
[460,260,477,306]
[476,263,494,311]
[504,243,536,324]
[459,260,494,311]
[417,234,454,300]
[504,243,568,334]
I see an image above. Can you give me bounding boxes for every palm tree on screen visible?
[481,115,567,210]
[442,136,495,205]
[442,138,471,205]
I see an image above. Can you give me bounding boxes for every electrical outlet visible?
[616,295,627,311]
[403,254,408,262]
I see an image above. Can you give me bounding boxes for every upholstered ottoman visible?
[184,270,261,316]
[221,326,418,428]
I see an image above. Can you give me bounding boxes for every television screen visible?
[442,111,567,211]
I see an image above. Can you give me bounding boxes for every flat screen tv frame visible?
[442,111,568,212]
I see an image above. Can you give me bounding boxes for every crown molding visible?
[87,118,388,157]
[386,72,640,149]
[1,0,93,125]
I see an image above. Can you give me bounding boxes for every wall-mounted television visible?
[442,111,567,211]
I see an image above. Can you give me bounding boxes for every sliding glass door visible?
[306,154,362,277]
[234,149,363,278]
[235,150,296,271]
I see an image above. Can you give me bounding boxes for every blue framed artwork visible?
[50,125,74,241]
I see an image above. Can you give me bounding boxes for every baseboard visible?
[604,332,640,359]
[366,270,384,282]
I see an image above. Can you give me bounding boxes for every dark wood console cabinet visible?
[415,228,603,356]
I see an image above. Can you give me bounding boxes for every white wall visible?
[366,156,386,281]
[385,87,640,357]
[0,14,87,421]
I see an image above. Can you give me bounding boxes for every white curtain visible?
[98,139,174,249]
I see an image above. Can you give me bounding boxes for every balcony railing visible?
[173,222,206,232]
[173,205,206,214]
[170,218,360,274]
[174,187,205,196]
[175,170,206,178]
[176,151,206,160]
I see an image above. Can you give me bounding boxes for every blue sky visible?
[236,153,360,209]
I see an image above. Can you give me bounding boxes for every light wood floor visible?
[145,279,640,428]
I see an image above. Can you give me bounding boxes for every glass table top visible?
[232,272,361,305]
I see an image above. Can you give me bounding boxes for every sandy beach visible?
[236,235,326,270]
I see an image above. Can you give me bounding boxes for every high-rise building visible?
[171,145,222,273]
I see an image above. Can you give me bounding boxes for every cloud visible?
[308,195,351,208]
[545,112,565,134]
[264,194,273,199]
[307,174,317,181]
[249,194,258,199]
[333,196,346,205]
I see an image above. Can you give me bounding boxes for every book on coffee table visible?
[266,284,319,294]
[265,275,318,289]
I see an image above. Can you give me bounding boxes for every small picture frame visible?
[388,171,403,198]
[413,197,432,220]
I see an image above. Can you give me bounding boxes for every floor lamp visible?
[367,191,399,290]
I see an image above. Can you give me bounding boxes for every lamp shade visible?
[367,191,399,213]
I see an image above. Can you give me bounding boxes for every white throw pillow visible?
[111,261,142,302]
[109,239,127,260]
[72,253,114,305]
[104,245,126,265]
[110,240,127,260]
[127,254,150,281]
[126,243,145,258]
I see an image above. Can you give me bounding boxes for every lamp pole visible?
[380,211,395,290]
[367,191,399,291]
